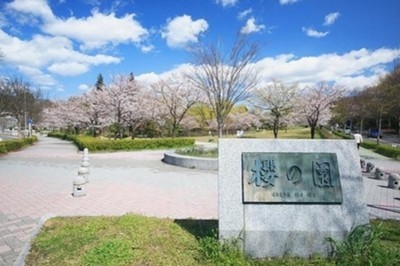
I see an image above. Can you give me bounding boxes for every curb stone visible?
[13,214,56,266]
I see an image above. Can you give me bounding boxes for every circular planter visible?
[163,151,218,170]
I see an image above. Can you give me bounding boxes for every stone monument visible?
[218,139,369,258]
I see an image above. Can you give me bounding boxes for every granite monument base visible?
[218,139,369,258]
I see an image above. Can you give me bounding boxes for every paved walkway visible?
[359,147,400,220]
[0,138,399,265]
[0,137,217,265]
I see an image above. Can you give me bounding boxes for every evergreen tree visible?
[95,74,104,91]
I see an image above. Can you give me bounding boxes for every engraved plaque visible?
[242,153,342,204]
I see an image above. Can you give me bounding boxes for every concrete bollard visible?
[388,173,400,189]
[366,162,375,173]
[72,175,87,197]
[78,166,89,183]
[81,160,89,168]
[82,156,89,163]
[81,147,89,177]
[360,159,366,170]
[374,168,387,180]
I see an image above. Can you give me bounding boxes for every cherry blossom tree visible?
[251,80,298,138]
[98,75,141,138]
[187,33,261,137]
[121,85,155,138]
[151,74,200,137]
[81,89,110,136]
[228,111,260,131]
[180,115,201,135]
[297,82,344,139]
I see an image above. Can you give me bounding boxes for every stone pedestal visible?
[72,175,86,197]
[366,162,375,173]
[374,168,387,180]
[388,173,400,189]
[219,139,369,258]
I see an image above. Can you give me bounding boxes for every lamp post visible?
[24,88,27,137]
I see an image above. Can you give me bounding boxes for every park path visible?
[359,147,400,220]
[0,137,217,265]
[0,138,399,265]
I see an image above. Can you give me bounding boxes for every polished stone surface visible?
[219,139,369,258]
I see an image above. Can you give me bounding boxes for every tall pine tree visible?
[95,74,104,91]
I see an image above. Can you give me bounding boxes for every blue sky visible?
[0,0,399,98]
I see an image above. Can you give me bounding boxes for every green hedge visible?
[0,136,38,155]
[0,143,7,154]
[319,129,400,160]
[361,141,400,159]
[47,133,195,152]
[331,130,353,140]
[317,128,340,139]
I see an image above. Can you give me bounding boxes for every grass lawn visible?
[26,214,400,266]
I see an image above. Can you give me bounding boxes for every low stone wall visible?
[163,151,218,170]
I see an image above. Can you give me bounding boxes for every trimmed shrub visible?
[360,141,400,159]
[0,143,7,154]
[317,128,340,139]
[0,136,38,155]
[76,137,195,152]
[47,132,68,140]
[47,133,195,152]
[176,147,218,158]
[375,145,400,159]
[332,130,353,140]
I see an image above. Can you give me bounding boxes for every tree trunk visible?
[217,125,223,138]
[17,116,22,138]
[377,109,382,145]
[217,115,223,138]
[171,121,177,138]
[310,126,316,139]
[273,116,279,139]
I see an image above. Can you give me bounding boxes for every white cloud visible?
[136,72,161,85]
[18,66,57,86]
[43,10,148,50]
[254,48,400,89]
[140,44,154,53]
[302,27,329,38]
[136,63,194,85]
[238,8,253,20]
[139,48,400,91]
[324,12,340,26]
[48,62,89,76]
[162,15,208,48]
[6,0,56,22]
[279,0,300,5]
[78,84,90,91]
[0,30,120,69]
[0,29,120,86]
[241,18,265,34]
[6,0,149,51]
[215,0,238,7]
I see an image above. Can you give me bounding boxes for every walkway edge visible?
[14,213,56,266]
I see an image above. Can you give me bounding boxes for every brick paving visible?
[359,147,400,220]
[0,138,399,265]
[0,137,217,265]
